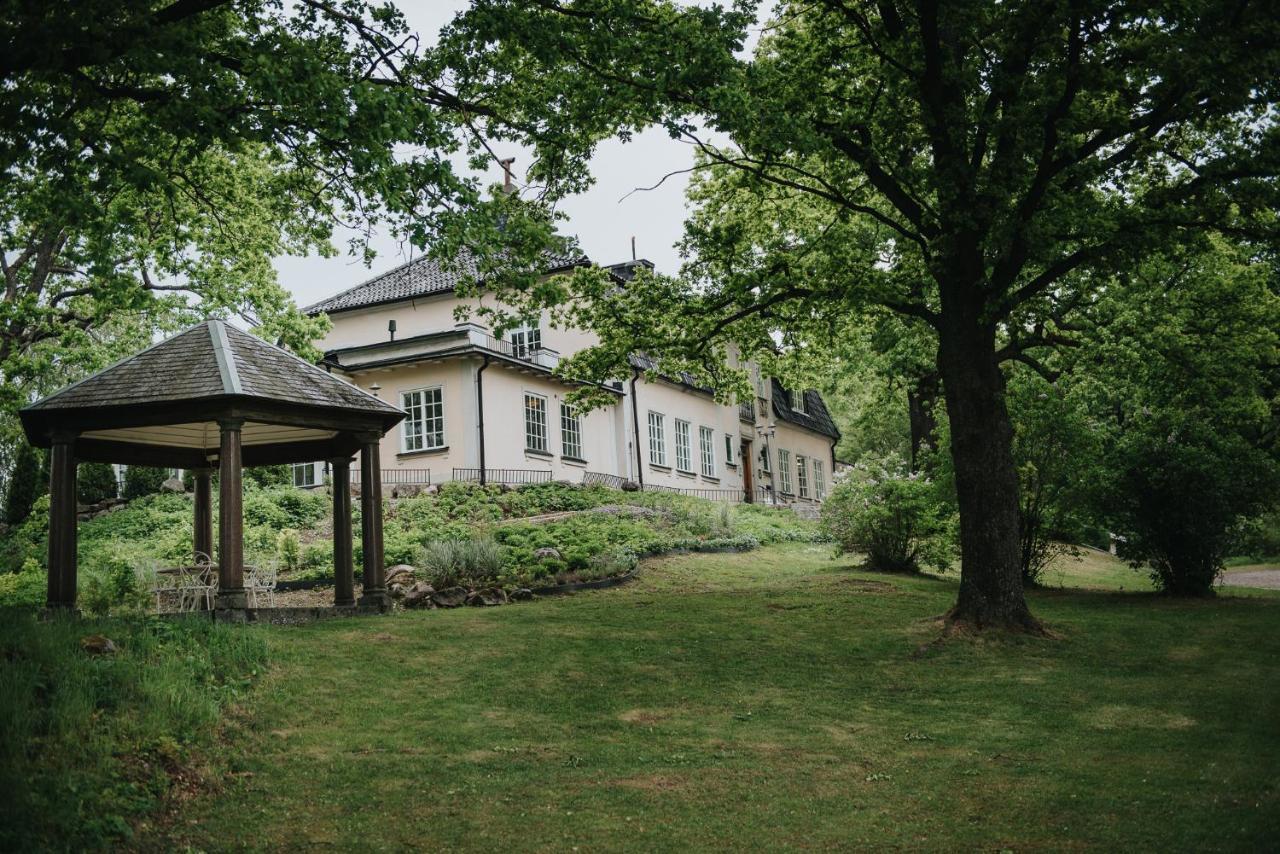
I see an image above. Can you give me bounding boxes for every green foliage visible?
[77,462,119,505]
[246,465,292,490]
[122,466,168,501]
[821,455,955,573]
[417,538,504,589]
[3,441,43,525]
[0,613,266,851]
[276,530,301,574]
[1078,244,1280,596]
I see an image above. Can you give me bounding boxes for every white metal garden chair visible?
[246,561,278,608]
[178,552,217,611]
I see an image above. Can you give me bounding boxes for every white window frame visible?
[779,449,793,494]
[796,454,809,499]
[510,319,542,358]
[292,462,318,488]
[647,411,667,466]
[560,402,583,459]
[814,459,826,500]
[524,392,548,452]
[401,386,445,453]
[699,426,716,478]
[674,419,693,472]
[792,388,808,415]
[759,441,771,473]
[724,433,735,466]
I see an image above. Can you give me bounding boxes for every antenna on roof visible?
[631,235,636,261]
[499,156,516,194]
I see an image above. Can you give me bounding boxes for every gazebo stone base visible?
[358,589,392,611]
[215,589,249,610]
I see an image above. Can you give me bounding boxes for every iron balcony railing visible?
[351,468,431,485]
[474,332,561,369]
[452,467,554,486]
[582,471,628,489]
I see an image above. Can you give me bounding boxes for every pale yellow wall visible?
[629,378,745,494]
[772,422,836,502]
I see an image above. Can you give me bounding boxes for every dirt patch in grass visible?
[609,774,690,792]
[618,708,673,726]
[1088,705,1197,731]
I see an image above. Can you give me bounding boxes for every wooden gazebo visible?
[19,320,405,614]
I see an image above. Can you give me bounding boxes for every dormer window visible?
[510,320,541,358]
[792,388,808,415]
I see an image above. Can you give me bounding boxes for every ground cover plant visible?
[148,543,1279,850]
[0,612,266,851]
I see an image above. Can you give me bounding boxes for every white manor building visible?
[293,253,840,505]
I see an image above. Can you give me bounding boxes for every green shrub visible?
[77,462,119,505]
[820,454,955,573]
[0,613,267,851]
[416,537,504,588]
[245,464,291,489]
[3,441,44,525]
[276,530,301,573]
[122,466,168,501]
[301,541,334,573]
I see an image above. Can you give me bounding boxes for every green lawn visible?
[164,544,1280,851]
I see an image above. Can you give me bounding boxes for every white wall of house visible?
[314,286,837,499]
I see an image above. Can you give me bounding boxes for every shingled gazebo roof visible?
[20,319,405,469]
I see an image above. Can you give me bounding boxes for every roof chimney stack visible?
[499,156,516,194]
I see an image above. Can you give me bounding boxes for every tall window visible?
[724,433,734,465]
[510,320,541,358]
[674,419,692,472]
[401,387,444,452]
[796,454,809,498]
[524,393,548,452]
[560,403,582,459]
[647,411,667,465]
[791,388,808,415]
[814,459,826,500]
[292,462,317,488]
[759,441,771,473]
[779,449,792,494]
[699,426,716,477]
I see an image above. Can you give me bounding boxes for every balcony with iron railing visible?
[330,322,562,372]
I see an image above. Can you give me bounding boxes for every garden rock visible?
[384,564,416,586]
[80,635,117,655]
[621,480,641,492]
[403,582,436,607]
[467,587,507,606]
[161,476,186,493]
[534,547,562,561]
[430,586,468,608]
[509,587,534,601]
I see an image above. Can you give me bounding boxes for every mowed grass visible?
[167,544,1280,851]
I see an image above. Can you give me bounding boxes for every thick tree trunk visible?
[936,298,1042,632]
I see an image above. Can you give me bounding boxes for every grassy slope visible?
[168,544,1279,851]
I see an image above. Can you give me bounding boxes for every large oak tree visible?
[437,0,1280,630]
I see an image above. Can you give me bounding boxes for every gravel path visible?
[1221,569,1280,590]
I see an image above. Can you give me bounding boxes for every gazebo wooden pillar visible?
[46,431,79,610]
[193,468,214,561]
[18,319,405,615]
[357,434,388,608]
[329,455,356,607]
[215,418,247,609]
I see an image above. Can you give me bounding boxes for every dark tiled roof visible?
[604,258,654,283]
[771,379,841,439]
[304,248,587,316]
[627,352,712,395]
[27,320,401,416]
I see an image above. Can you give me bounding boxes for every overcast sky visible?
[276,2,708,310]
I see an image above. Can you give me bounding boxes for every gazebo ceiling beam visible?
[73,436,365,469]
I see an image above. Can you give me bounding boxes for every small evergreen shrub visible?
[122,466,168,500]
[276,530,301,573]
[3,442,44,525]
[77,462,119,505]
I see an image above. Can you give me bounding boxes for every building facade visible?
[299,253,840,505]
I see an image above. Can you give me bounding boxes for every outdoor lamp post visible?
[756,421,778,504]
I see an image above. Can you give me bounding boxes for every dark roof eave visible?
[329,345,625,396]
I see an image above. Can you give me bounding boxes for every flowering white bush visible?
[820,453,955,572]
